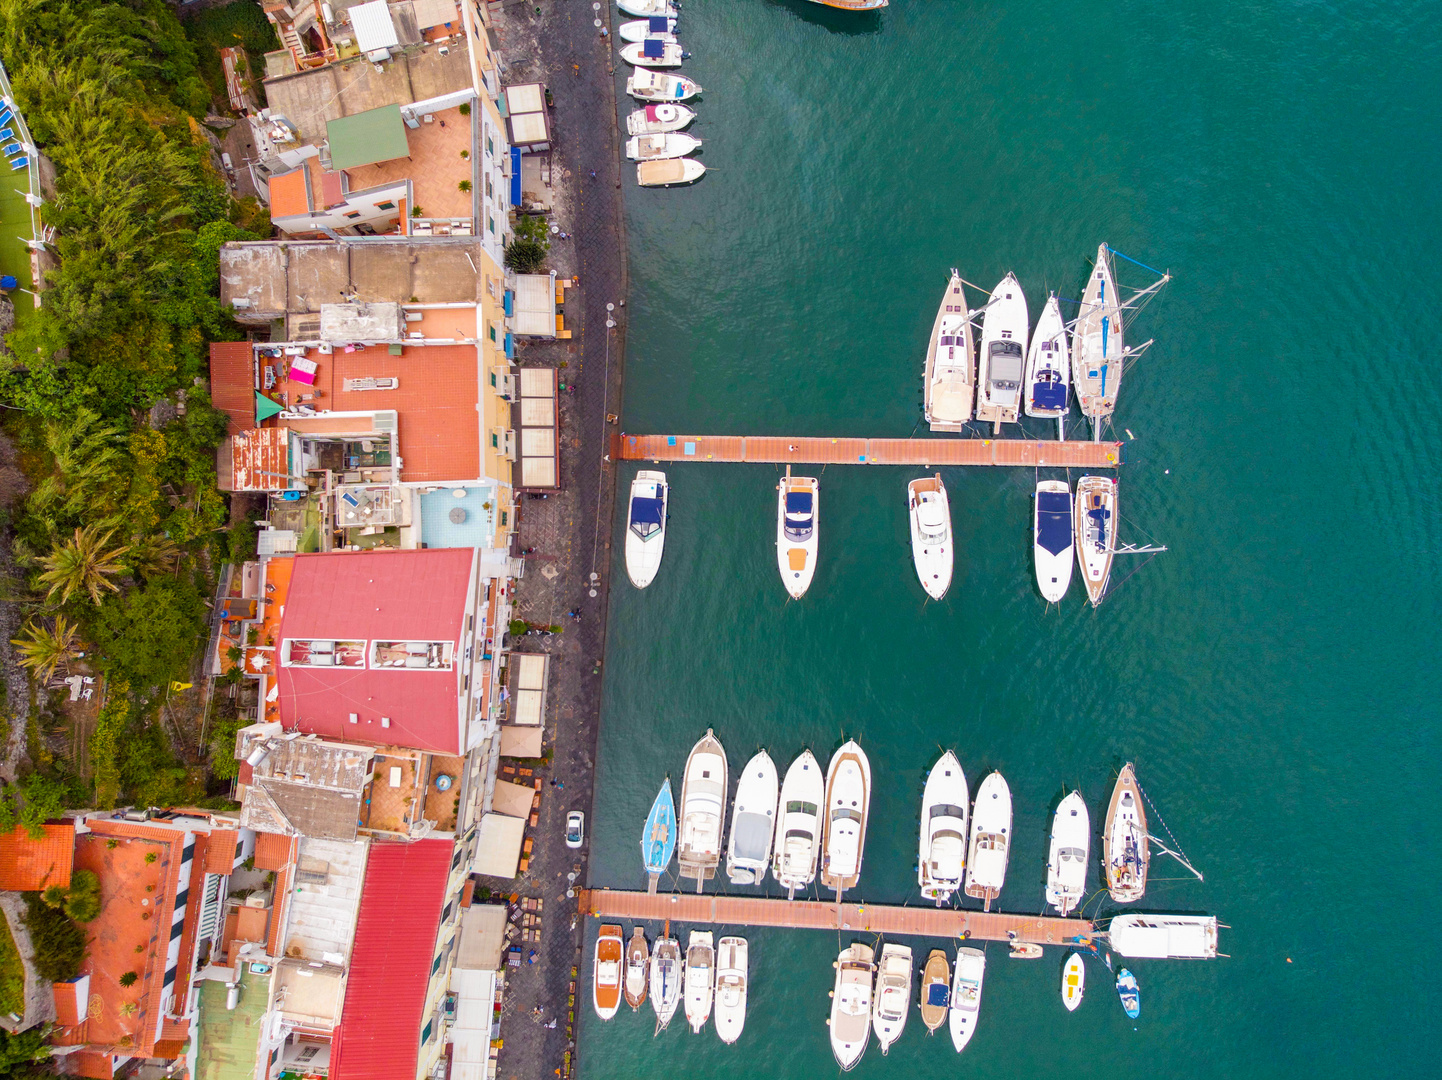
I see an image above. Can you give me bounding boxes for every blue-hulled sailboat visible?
[642,778,677,893]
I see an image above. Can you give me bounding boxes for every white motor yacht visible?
[871,942,912,1054]
[626,102,697,135]
[626,68,701,102]
[828,943,874,1071]
[922,270,975,432]
[907,474,953,600]
[776,472,819,598]
[1045,791,1090,917]
[948,947,986,1052]
[1074,475,1117,607]
[625,470,668,588]
[771,750,825,897]
[917,751,968,904]
[683,930,715,1033]
[677,730,728,891]
[593,924,624,1020]
[625,132,701,161]
[1104,763,1149,903]
[624,927,649,1011]
[713,936,748,1044]
[975,273,1029,431]
[1034,480,1074,603]
[819,740,871,897]
[619,16,678,42]
[1109,914,1219,959]
[650,935,682,1032]
[620,39,687,67]
[726,750,779,885]
[1025,294,1071,424]
[963,771,1012,910]
[1072,243,1125,424]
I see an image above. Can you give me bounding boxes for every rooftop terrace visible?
[195,968,267,1080]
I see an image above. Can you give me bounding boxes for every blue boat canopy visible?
[629,496,664,526]
[927,984,950,1007]
[785,492,812,516]
[1032,379,1068,411]
[642,38,665,58]
[648,15,669,31]
[1036,492,1072,556]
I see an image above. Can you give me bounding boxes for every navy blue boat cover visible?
[785,492,813,516]
[630,496,664,525]
[642,38,664,58]
[1032,379,1068,411]
[648,16,669,31]
[927,984,950,1007]
[1036,491,1072,555]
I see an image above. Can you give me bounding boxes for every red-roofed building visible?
[0,823,74,891]
[275,549,493,754]
[52,976,88,1027]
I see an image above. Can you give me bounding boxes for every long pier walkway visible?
[613,433,1122,468]
[577,889,1093,947]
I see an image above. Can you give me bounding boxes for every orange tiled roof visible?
[0,823,74,891]
[209,341,255,436]
[68,1050,116,1079]
[152,1038,187,1059]
[266,863,293,957]
[268,163,312,219]
[253,831,295,871]
[205,829,239,875]
[52,978,86,1027]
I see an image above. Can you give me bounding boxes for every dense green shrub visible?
[22,893,86,982]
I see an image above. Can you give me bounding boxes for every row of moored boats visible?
[627,467,1125,605]
[617,2,707,187]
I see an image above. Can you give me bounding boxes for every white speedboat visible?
[625,470,668,588]
[1025,294,1071,425]
[975,273,1029,431]
[678,730,728,890]
[871,942,912,1054]
[625,926,649,1011]
[828,943,874,1070]
[619,16,678,41]
[1061,952,1085,1012]
[1072,243,1125,425]
[618,0,676,15]
[650,935,682,1032]
[626,68,700,102]
[917,751,968,904]
[771,750,825,897]
[1045,791,1090,917]
[776,472,819,598]
[637,158,705,187]
[626,102,696,135]
[593,924,624,1020]
[922,270,975,432]
[948,947,986,1053]
[683,930,715,1033]
[625,132,701,161]
[1109,914,1219,959]
[819,740,871,897]
[726,750,779,885]
[907,474,953,600]
[1074,475,1117,607]
[620,40,687,67]
[963,771,1012,910]
[713,936,748,1044]
[1104,762,1148,903]
[1033,480,1074,603]
[918,949,950,1033]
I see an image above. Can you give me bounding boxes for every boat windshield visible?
[783,491,813,540]
[785,800,817,816]
[989,341,1024,387]
[831,807,863,823]
[784,828,814,842]
[929,804,967,822]
[629,495,664,539]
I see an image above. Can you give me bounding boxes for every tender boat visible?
[625,927,649,1011]
[713,936,748,1044]
[771,749,825,897]
[1104,762,1148,903]
[828,943,874,1070]
[625,470,668,588]
[626,102,696,135]
[625,132,701,161]
[593,924,624,1020]
[618,0,677,16]
[726,750,779,885]
[683,930,715,1033]
[678,730,728,890]
[948,947,986,1053]
[1045,790,1090,917]
[1009,942,1043,959]
[1033,480,1074,603]
[619,15,678,42]
[907,474,953,600]
[1074,475,1117,607]
[819,740,871,897]
[636,158,706,187]
[620,39,687,68]
[1109,914,1219,959]
[1115,968,1141,1018]
[1061,952,1085,1012]
[640,778,677,892]
[975,272,1029,431]
[776,472,819,598]
[650,935,682,1032]
[807,1,889,13]
[963,770,1012,910]
[1025,294,1071,424]
[922,270,975,432]
[626,68,700,102]
[918,949,950,1033]
[870,942,912,1054]
[1072,243,1125,425]
[917,750,968,904]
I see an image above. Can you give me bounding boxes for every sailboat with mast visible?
[640,778,677,893]
[1105,762,1204,904]
[922,270,975,432]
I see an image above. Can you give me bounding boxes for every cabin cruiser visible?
[1109,914,1219,959]
[917,751,968,904]
[625,132,701,161]
[593,924,624,1020]
[683,930,715,1032]
[1104,763,1148,902]
[963,771,1012,910]
[677,730,728,891]
[626,102,697,135]
[948,948,986,1052]
[907,474,953,600]
[1034,480,1074,603]
[626,68,700,102]
[620,39,687,68]
[637,159,706,187]
[819,741,871,897]
[650,935,682,1031]
[922,270,975,431]
[1074,475,1117,606]
[624,927,649,1011]
[618,0,677,16]
[726,750,779,885]
[1025,294,1071,423]
[871,942,912,1054]
[828,943,874,1070]
[625,470,668,588]
[918,949,950,1033]
[975,273,1029,431]
[776,473,820,598]
[1045,791,1090,917]
[771,750,825,897]
[713,936,748,1043]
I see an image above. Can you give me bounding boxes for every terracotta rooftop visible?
[209,342,256,436]
[268,163,313,219]
[0,822,74,891]
[53,976,88,1027]
[253,831,296,871]
[205,830,240,875]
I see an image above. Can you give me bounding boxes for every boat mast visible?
[1148,835,1205,882]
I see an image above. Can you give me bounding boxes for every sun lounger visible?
[1,143,20,157]
[9,157,26,171]
[0,129,13,142]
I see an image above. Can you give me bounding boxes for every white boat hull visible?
[713,936,748,1044]
[948,947,986,1052]
[1033,480,1074,603]
[1074,475,1117,606]
[820,741,871,895]
[626,103,696,135]
[975,273,1029,430]
[626,69,700,102]
[771,750,825,894]
[625,470,668,588]
[619,18,677,42]
[678,730,728,888]
[636,158,705,187]
[923,271,975,431]
[829,944,874,1070]
[683,931,715,1032]
[620,41,685,67]
[726,750,779,885]
[776,475,819,598]
[1025,294,1071,419]
[625,132,701,160]
[618,0,676,16]
[1109,914,1219,959]
[917,751,968,903]
[650,937,682,1030]
[1045,791,1090,917]
[1062,952,1085,1011]
[871,943,912,1054]
[907,475,953,600]
[1104,763,1148,902]
[963,771,1012,908]
[1072,243,1125,421]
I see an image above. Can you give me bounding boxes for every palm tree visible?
[29,408,125,523]
[11,614,82,683]
[37,524,130,606]
[125,534,180,579]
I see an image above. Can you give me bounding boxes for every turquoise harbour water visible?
[582,2,1438,1076]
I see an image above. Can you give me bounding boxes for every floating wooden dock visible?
[576,889,1093,947]
[613,433,1122,468]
